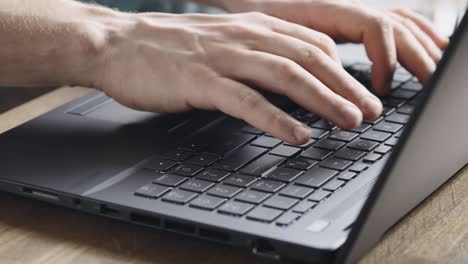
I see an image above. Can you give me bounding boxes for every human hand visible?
[224,0,449,96]
[85,10,383,145]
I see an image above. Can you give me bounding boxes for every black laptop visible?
[0,11,467,264]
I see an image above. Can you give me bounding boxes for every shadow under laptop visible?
[0,191,276,264]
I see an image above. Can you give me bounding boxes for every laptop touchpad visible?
[84,100,158,124]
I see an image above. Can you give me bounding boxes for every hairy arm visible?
[0,0,110,87]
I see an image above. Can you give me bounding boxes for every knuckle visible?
[276,60,301,84]
[371,15,393,34]
[317,34,337,55]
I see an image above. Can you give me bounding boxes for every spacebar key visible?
[213,145,267,172]
[240,154,285,176]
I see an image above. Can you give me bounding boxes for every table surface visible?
[0,87,466,264]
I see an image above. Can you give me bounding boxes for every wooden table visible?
[0,87,466,264]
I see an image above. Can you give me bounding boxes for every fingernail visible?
[293,125,310,143]
[340,105,362,128]
[363,97,383,119]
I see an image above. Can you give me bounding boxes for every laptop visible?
[0,11,467,264]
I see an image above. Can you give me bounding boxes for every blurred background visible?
[365,0,467,37]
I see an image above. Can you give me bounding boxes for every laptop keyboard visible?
[133,63,423,227]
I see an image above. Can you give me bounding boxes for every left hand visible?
[223,0,449,96]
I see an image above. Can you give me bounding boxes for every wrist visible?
[58,1,125,89]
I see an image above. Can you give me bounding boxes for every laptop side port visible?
[130,212,161,228]
[71,198,81,207]
[252,239,281,260]
[100,204,121,217]
[164,219,196,235]
[199,228,231,243]
[22,187,60,202]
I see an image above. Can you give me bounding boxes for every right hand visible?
[83,11,383,145]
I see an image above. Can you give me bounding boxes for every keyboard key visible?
[240,154,285,176]
[279,185,314,199]
[363,153,382,163]
[348,163,369,173]
[391,89,417,100]
[171,164,203,177]
[205,133,255,156]
[348,139,379,151]
[284,138,316,149]
[349,123,371,133]
[382,106,396,116]
[270,145,301,158]
[311,119,336,130]
[223,174,257,188]
[251,180,285,193]
[401,81,423,92]
[323,179,346,191]
[247,206,283,222]
[235,190,270,204]
[218,201,254,216]
[213,145,267,172]
[361,130,392,142]
[186,154,218,167]
[292,200,317,213]
[190,195,225,210]
[397,104,416,115]
[363,116,384,125]
[309,128,329,139]
[334,148,366,161]
[374,145,392,155]
[179,142,205,152]
[162,189,197,204]
[251,136,282,148]
[265,167,303,182]
[161,150,192,161]
[329,130,359,142]
[295,167,338,188]
[300,147,332,161]
[385,137,399,146]
[135,184,171,198]
[180,179,214,193]
[314,139,346,151]
[320,157,352,171]
[196,169,230,182]
[144,158,177,171]
[153,173,187,187]
[381,97,406,108]
[386,112,410,124]
[207,184,242,198]
[308,189,332,202]
[276,212,301,226]
[263,195,299,210]
[338,171,357,181]
[241,125,263,135]
[285,157,318,171]
[409,94,424,105]
[394,130,404,138]
[374,121,403,134]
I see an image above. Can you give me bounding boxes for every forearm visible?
[188,0,256,12]
[0,0,114,87]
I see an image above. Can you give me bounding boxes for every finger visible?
[208,47,363,129]
[245,31,382,119]
[207,77,311,145]
[257,14,342,65]
[392,8,450,49]
[270,3,399,96]
[391,22,437,85]
[388,11,442,62]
